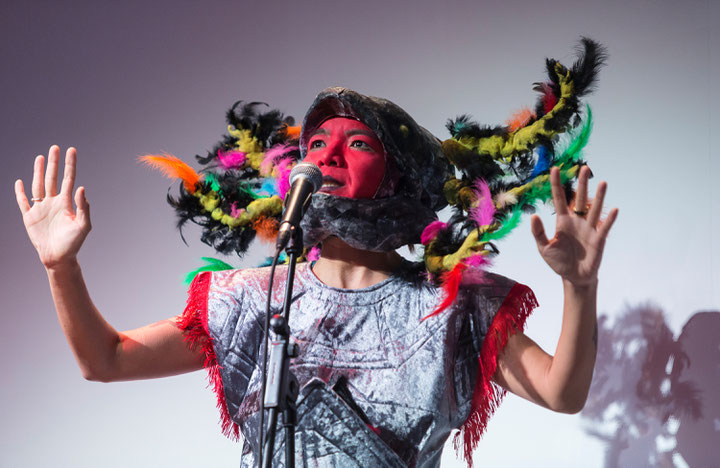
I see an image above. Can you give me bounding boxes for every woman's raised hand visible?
[15,145,91,269]
[530,166,619,286]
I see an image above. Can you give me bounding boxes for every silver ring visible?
[31,197,43,202]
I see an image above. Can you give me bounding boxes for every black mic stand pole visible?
[261,226,302,468]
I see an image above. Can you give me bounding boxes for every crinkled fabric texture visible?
[201,262,520,467]
[300,193,438,251]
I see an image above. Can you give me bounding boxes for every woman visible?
[15,42,617,467]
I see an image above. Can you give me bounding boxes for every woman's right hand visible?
[15,145,91,269]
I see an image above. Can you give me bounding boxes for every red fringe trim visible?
[177,271,240,441]
[453,283,539,467]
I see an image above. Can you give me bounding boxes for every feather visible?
[258,179,279,197]
[252,216,279,243]
[469,179,495,228]
[461,254,491,285]
[539,82,558,115]
[205,173,222,193]
[556,106,593,166]
[260,144,293,176]
[140,154,201,193]
[282,125,301,140]
[217,149,246,169]
[307,245,321,261]
[230,202,244,219]
[420,220,449,245]
[483,208,523,241]
[494,190,518,209]
[571,38,608,97]
[183,257,235,285]
[528,144,552,179]
[276,158,294,199]
[422,262,467,321]
[505,108,535,132]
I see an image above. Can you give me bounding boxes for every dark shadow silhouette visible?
[581,305,719,467]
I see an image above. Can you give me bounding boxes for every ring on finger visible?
[573,209,588,217]
[31,197,44,202]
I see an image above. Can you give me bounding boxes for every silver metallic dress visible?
[180,262,536,467]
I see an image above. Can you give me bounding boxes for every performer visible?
[15,39,617,467]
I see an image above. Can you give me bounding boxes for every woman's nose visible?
[316,142,343,167]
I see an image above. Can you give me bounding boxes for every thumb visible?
[530,214,549,249]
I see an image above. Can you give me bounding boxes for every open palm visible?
[15,146,91,268]
[531,166,618,286]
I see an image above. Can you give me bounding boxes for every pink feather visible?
[420,221,449,245]
[469,179,495,228]
[217,149,246,169]
[230,202,244,218]
[276,158,294,199]
[461,254,492,285]
[307,245,321,261]
[260,144,293,176]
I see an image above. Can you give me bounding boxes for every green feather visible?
[238,183,260,200]
[556,105,593,167]
[482,207,523,241]
[184,256,235,285]
[205,173,222,193]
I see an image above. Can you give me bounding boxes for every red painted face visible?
[304,117,386,199]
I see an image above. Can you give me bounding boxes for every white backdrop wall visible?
[1,0,717,466]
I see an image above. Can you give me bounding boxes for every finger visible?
[550,167,569,215]
[45,145,60,196]
[31,155,45,200]
[530,214,550,248]
[75,186,91,228]
[587,181,607,228]
[598,208,619,238]
[574,166,589,214]
[60,147,77,206]
[15,179,31,213]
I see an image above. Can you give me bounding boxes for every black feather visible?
[571,37,608,97]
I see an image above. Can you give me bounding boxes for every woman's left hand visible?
[530,166,619,286]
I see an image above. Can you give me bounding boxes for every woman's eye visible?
[309,140,325,149]
[351,140,370,149]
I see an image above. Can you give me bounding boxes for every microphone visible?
[275,162,323,251]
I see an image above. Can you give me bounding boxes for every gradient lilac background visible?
[2,0,718,466]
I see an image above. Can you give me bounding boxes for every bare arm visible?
[493,166,618,413]
[15,146,203,382]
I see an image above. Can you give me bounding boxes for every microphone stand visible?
[260,226,302,468]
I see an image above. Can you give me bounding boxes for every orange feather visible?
[252,216,279,243]
[282,125,301,140]
[140,154,201,192]
[505,107,536,132]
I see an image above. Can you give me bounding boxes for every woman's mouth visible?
[320,176,343,191]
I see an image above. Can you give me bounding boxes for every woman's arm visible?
[15,146,203,382]
[492,166,618,413]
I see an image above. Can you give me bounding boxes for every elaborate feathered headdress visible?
[143,37,606,307]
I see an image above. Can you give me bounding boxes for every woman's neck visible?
[311,236,403,289]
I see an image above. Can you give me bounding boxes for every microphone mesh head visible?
[289,162,323,192]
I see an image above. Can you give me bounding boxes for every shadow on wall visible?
[581,305,720,467]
